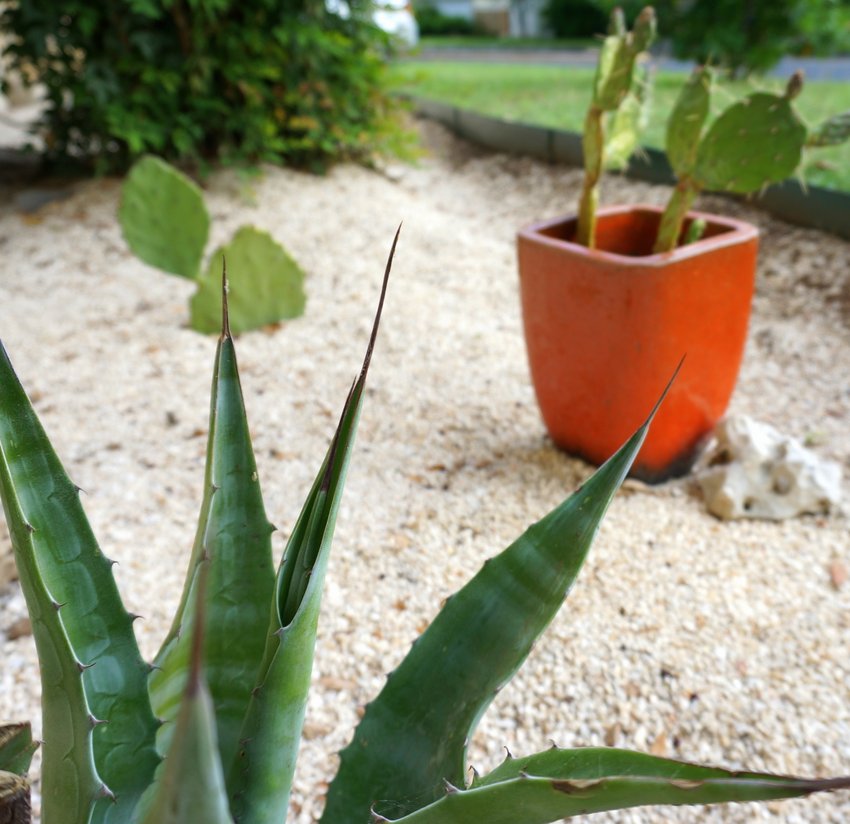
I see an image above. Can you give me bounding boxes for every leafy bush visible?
[668,0,810,76]
[796,0,850,56]
[541,0,608,38]
[0,0,409,173]
[416,4,483,35]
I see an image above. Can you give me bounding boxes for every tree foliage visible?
[0,0,409,172]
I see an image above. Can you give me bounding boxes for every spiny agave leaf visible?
[0,457,99,824]
[0,771,31,824]
[139,566,233,824]
[666,66,712,177]
[228,229,397,824]
[150,273,275,774]
[384,747,850,823]
[0,724,37,776]
[806,110,850,148]
[694,92,807,194]
[321,369,680,824]
[0,341,160,823]
[189,226,306,335]
[119,155,209,279]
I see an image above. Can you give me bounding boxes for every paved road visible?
[413,47,850,81]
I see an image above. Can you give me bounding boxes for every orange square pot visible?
[517,204,759,483]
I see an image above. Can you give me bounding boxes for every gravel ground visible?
[1,119,849,822]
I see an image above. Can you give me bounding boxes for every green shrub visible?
[668,0,806,77]
[541,0,608,38]
[0,0,409,173]
[415,4,483,35]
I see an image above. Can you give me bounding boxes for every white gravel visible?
[1,119,849,823]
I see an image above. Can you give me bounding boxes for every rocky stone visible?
[697,416,843,520]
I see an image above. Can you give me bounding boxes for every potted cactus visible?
[517,13,850,483]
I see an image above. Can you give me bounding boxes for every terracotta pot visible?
[517,204,759,482]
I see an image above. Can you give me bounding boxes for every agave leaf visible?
[119,155,209,279]
[383,747,850,823]
[0,771,31,824]
[227,230,397,824]
[189,227,307,335]
[0,341,160,824]
[139,568,233,824]
[150,278,275,774]
[0,455,99,824]
[0,725,37,776]
[321,369,679,824]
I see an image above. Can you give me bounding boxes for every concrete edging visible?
[411,96,850,241]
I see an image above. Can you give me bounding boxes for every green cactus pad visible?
[593,35,634,111]
[694,92,806,194]
[604,62,652,171]
[119,156,210,280]
[189,227,306,335]
[666,67,712,177]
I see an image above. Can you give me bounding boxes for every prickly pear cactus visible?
[653,69,826,253]
[592,6,656,113]
[189,227,307,335]
[665,65,712,179]
[605,61,653,171]
[120,157,307,335]
[577,5,657,247]
[119,156,210,280]
[693,92,806,194]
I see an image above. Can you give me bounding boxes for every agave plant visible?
[1,232,849,824]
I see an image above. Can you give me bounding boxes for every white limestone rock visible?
[698,416,843,520]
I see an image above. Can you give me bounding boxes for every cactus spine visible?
[576,6,656,248]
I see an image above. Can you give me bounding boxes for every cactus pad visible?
[666,67,712,177]
[189,227,306,335]
[119,156,210,279]
[694,93,806,194]
[604,61,652,171]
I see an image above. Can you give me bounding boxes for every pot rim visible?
[518,203,759,267]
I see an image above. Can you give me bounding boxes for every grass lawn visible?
[418,35,596,50]
[390,61,850,192]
